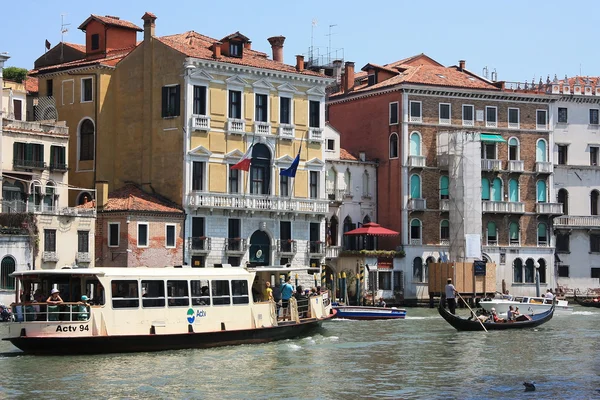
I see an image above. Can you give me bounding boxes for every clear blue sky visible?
[0,0,597,82]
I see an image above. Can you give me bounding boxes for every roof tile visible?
[339,148,358,161]
[78,184,183,213]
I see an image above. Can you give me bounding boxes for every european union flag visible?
[280,150,300,178]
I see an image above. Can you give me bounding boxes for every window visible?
[440,176,449,200]
[212,280,231,305]
[558,265,569,278]
[558,107,568,123]
[536,110,548,129]
[409,101,422,122]
[513,259,523,283]
[508,179,519,202]
[508,108,519,128]
[0,257,16,290]
[509,222,519,245]
[192,161,205,191]
[232,280,249,305]
[108,223,120,247]
[161,85,180,118]
[44,229,56,252]
[77,231,89,253]
[229,168,239,193]
[485,106,497,127]
[79,119,95,161]
[592,190,599,216]
[111,280,139,309]
[326,139,335,151]
[536,140,547,162]
[310,171,319,199]
[368,74,376,86]
[309,101,320,128]
[591,234,600,253]
[410,174,421,198]
[91,34,100,50]
[191,280,211,305]
[410,132,421,156]
[229,90,242,119]
[487,221,497,245]
[141,280,165,308]
[362,171,370,197]
[389,102,399,125]
[193,85,207,115]
[591,146,599,166]
[13,142,45,168]
[439,103,450,124]
[166,224,176,248]
[280,97,291,124]
[167,280,189,307]
[590,109,599,125]
[410,220,421,241]
[537,180,547,203]
[491,177,502,201]
[13,99,22,120]
[50,146,66,170]
[280,172,289,197]
[508,138,519,161]
[462,105,474,126]
[378,271,392,290]
[46,79,53,97]
[481,143,496,160]
[229,42,242,57]
[81,78,93,102]
[227,219,241,251]
[389,133,398,158]
[255,93,268,122]
[138,223,148,247]
[537,223,547,245]
[558,188,569,214]
[593,268,600,279]
[412,257,423,282]
[557,145,568,165]
[440,220,449,242]
[556,233,570,252]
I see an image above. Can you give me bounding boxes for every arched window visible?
[250,144,271,195]
[525,259,535,283]
[28,181,42,212]
[389,133,398,158]
[536,180,547,203]
[44,182,55,211]
[538,223,547,246]
[0,256,15,290]
[362,170,370,197]
[509,221,519,245]
[509,179,519,202]
[440,220,449,242]
[491,177,502,201]
[326,168,336,194]
[487,221,497,245]
[538,258,547,283]
[508,137,519,161]
[440,176,449,200]
[413,257,423,282]
[410,132,421,156]
[558,189,569,215]
[424,257,435,283]
[481,178,490,200]
[344,169,351,195]
[536,139,547,162]
[513,258,523,283]
[592,190,599,216]
[343,216,355,250]
[79,118,95,161]
[410,174,421,199]
[410,219,421,243]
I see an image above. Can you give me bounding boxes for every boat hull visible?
[3,316,333,355]
[333,306,406,320]
[479,299,572,315]
[573,295,600,308]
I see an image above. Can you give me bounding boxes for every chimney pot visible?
[267,36,285,63]
[343,61,355,93]
[141,12,157,41]
[212,42,222,59]
[244,41,252,50]
[296,55,305,72]
[459,60,466,71]
[95,181,109,210]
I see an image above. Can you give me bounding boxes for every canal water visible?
[0,306,598,399]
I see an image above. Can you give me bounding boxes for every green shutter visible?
[13,142,18,163]
[481,178,490,200]
[50,146,55,166]
[537,180,547,202]
[174,85,181,116]
[440,176,449,196]
[509,179,518,202]
[538,223,547,238]
[410,175,421,198]
[510,222,518,240]
[161,86,168,117]
[492,178,502,201]
[25,143,33,162]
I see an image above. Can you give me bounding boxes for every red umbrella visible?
[344,222,399,236]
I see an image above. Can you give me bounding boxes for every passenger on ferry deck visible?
[46,288,63,305]
[295,286,308,318]
[33,289,46,321]
[94,283,105,306]
[545,289,554,300]
[263,282,273,302]
[377,298,386,308]
[280,277,294,320]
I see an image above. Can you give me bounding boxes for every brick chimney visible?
[343,61,355,93]
[95,181,109,210]
[459,60,466,71]
[212,42,222,59]
[296,55,304,72]
[244,41,252,50]
[141,12,157,42]
[267,36,285,63]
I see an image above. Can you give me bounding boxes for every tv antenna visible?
[310,19,318,63]
[326,24,337,60]
[60,14,71,62]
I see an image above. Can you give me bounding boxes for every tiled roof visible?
[339,148,358,161]
[64,42,86,53]
[361,63,400,75]
[78,15,142,32]
[24,77,38,93]
[156,31,324,77]
[78,184,183,213]
[29,46,137,74]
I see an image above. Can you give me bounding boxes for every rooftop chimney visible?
[296,55,304,72]
[343,61,355,93]
[267,36,285,63]
[95,181,109,210]
[459,60,465,71]
[244,41,252,50]
[212,42,222,59]
[141,12,157,42]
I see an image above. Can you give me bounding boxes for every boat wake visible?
[572,311,597,316]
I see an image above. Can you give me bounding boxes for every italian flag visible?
[231,139,254,171]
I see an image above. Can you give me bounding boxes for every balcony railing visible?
[507,160,524,173]
[227,118,245,135]
[536,202,563,215]
[408,155,426,168]
[42,252,59,262]
[486,120,497,128]
[410,238,422,245]
[253,121,272,135]
[277,239,297,255]
[462,119,474,127]
[278,124,295,140]
[508,122,520,129]
[225,238,247,254]
[482,201,525,213]
[439,118,451,125]
[408,198,426,211]
[481,159,503,171]
[308,241,325,256]
[536,161,552,174]
[409,115,422,123]
[49,163,68,172]
[308,127,323,142]
[13,159,46,170]
[326,245,342,259]
[191,114,210,131]
[189,237,211,254]
[440,198,450,211]
[554,216,600,228]
[76,252,91,263]
[0,201,96,217]
[186,192,329,215]
[326,188,347,202]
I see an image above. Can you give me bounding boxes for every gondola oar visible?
[456,292,487,333]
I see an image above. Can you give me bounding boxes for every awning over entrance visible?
[480,133,506,143]
[344,222,399,236]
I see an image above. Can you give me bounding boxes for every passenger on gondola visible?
[490,308,504,323]
[377,298,386,308]
[507,305,515,321]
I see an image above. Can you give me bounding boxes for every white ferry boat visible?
[3,266,333,355]
[479,295,573,315]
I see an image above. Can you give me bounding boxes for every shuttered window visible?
[161,85,180,118]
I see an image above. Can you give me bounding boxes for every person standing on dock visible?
[445,278,457,314]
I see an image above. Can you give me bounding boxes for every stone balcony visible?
[227,118,245,135]
[536,202,563,215]
[481,159,503,171]
[76,252,92,263]
[0,200,96,217]
[186,192,328,215]
[277,239,297,255]
[326,188,348,203]
[42,251,59,262]
[188,237,211,254]
[482,201,525,214]
[554,215,600,229]
[308,127,324,142]
[507,160,524,173]
[191,114,210,131]
[408,155,426,168]
[253,121,272,135]
[326,245,342,259]
[3,117,68,136]
[408,198,426,211]
[278,124,295,140]
[536,161,552,174]
[224,238,248,255]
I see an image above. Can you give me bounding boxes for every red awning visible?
[344,222,399,236]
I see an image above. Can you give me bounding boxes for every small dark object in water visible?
[523,381,536,392]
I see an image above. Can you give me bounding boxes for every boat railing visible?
[10,302,91,322]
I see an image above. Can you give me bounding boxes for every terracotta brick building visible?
[328,55,560,300]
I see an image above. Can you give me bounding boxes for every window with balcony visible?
[280,97,291,124]
[485,106,497,127]
[509,179,519,202]
[491,178,502,201]
[558,107,568,123]
[508,138,519,161]
[192,161,205,191]
[556,233,569,252]
[537,223,547,246]
[440,176,449,200]
[590,109,599,125]
[13,142,44,169]
[389,102,398,125]
[193,85,207,115]
[249,144,271,195]
[280,221,292,251]
[481,143,496,159]
[536,180,547,203]
[50,146,66,170]
[410,101,422,122]
[309,100,320,128]
[591,146,599,166]
[280,172,289,197]
[108,223,119,247]
[462,104,474,126]
[439,103,451,124]
[590,234,600,253]
[229,168,239,194]
[77,231,89,253]
[481,178,490,200]
[81,78,93,102]
[389,133,398,159]
[228,219,241,250]
[536,109,548,129]
[508,108,519,128]
[410,174,421,199]
[310,171,319,199]
[44,182,55,210]
[191,217,206,252]
[509,222,519,245]
[255,93,268,122]
[440,220,449,242]
[161,85,180,118]
[0,257,15,290]
[137,222,148,247]
[558,188,569,214]
[410,132,421,156]
[166,224,176,248]
[557,145,568,165]
[486,221,497,245]
[309,222,321,253]
[536,139,547,162]
[44,229,56,252]
[592,190,600,216]
[410,219,421,242]
[79,118,95,161]
[228,90,242,119]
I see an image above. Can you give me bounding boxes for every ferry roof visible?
[12,267,254,278]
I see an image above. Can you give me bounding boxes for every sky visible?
[1,0,598,83]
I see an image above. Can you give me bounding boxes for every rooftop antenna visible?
[60,14,71,63]
[326,24,337,63]
[482,66,489,80]
[491,68,497,82]
[310,19,317,64]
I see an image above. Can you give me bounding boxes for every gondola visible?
[573,293,600,308]
[438,300,555,331]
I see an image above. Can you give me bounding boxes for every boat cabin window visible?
[191,280,211,306]
[112,280,140,308]
[212,280,231,305]
[142,280,166,308]
[231,280,249,305]
[85,279,105,305]
[167,280,189,307]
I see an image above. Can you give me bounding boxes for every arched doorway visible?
[343,216,355,250]
[525,258,535,283]
[537,258,546,283]
[328,216,338,246]
[413,257,423,282]
[249,230,270,266]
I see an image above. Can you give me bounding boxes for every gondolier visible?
[445,278,457,314]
